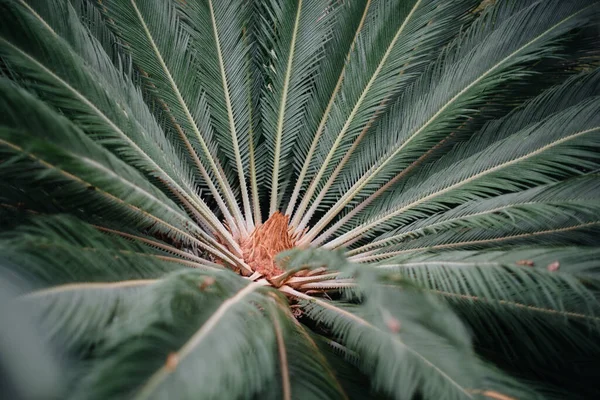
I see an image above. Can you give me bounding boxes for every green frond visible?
[311,335,388,400]
[0,0,238,243]
[304,0,599,244]
[325,78,600,248]
[19,279,155,355]
[284,0,371,216]
[291,0,479,230]
[179,0,255,229]
[96,0,247,234]
[0,271,64,400]
[283,283,530,400]
[0,215,193,286]
[68,271,279,400]
[259,0,335,214]
[318,67,600,246]
[350,175,600,259]
[376,248,600,367]
[0,82,244,264]
[257,303,348,400]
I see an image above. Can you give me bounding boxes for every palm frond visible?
[0,82,245,266]
[349,175,600,260]
[376,248,600,367]
[19,280,155,355]
[259,0,334,214]
[179,0,255,230]
[258,302,348,400]
[0,0,239,245]
[284,0,371,217]
[302,0,599,244]
[291,0,479,231]
[318,67,600,245]
[281,282,530,400]
[97,0,247,234]
[0,215,195,286]
[325,79,600,249]
[69,271,280,400]
[311,335,388,400]
[0,271,64,400]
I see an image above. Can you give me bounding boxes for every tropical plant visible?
[0,270,63,400]
[1,0,600,398]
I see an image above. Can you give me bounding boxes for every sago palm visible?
[1,0,600,398]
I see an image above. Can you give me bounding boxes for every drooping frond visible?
[0,215,200,286]
[281,282,531,400]
[310,334,388,400]
[378,248,600,319]
[257,302,349,400]
[375,248,600,374]
[69,271,281,400]
[19,279,155,355]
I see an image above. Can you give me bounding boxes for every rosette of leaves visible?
[1,0,600,399]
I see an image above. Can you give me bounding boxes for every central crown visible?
[238,212,298,279]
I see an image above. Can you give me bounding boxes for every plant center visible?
[240,212,297,279]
